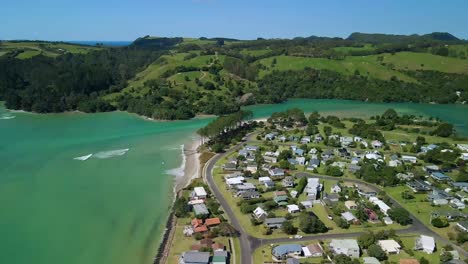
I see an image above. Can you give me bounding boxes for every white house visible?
[414,235,435,254]
[329,239,360,258]
[378,240,401,254]
[226,176,244,187]
[372,140,383,149]
[401,155,418,164]
[342,211,357,223]
[259,177,272,183]
[305,178,321,200]
[192,187,207,199]
[369,197,391,215]
[253,207,267,220]
[345,200,357,210]
[461,153,468,161]
[287,204,300,214]
[331,184,342,194]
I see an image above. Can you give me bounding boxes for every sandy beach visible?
[174,137,202,192]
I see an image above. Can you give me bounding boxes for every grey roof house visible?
[179,251,210,264]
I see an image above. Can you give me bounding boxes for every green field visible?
[333,44,376,53]
[0,41,100,59]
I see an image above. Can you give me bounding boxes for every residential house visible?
[192,187,208,200]
[300,200,313,209]
[240,191,260,200]
[401,155,418,164]
[364,208,379,222]
[372,140,383,149]
[431,172,451,182]
[282,176,295,188]
[245,164,257,173]
[427,189,452,202]
[305,178,321,200]
[307,159,320,170]
[286,258,299,264]
[365,152,382,160]
[191,218,208,233]
[342,211,357,223]
[330,184,342,194]
[345,200,357,210]
[287,204,300,214]
[259,176,272,183]
[264,180,275,189]
[431,211,468,221]
[323,193,340,207]
[396,173,414,181]
[456,221,468,232]
[309,148,318,154]
[264,217,286,229]
[461,153,468,161]
[363,257,381,264]
[414,235,435,254]
[245,145,259,152]
[321,149,334,160]
[383,216,393,225]
[279,135,287,142]
[357,185,377,198]
[406,180,431,193]
[424,164,440,173]
[354,136,363,142]
[265,133,277,140]
[378,240,401,254]
[236,183,256,192]
[302,243,324,258]
[301,136,311,144]
[451,199,466,210]
[348,164,361,173]
[269,168,285,178]
[314,134,323,143]
[340,136,354,146]
[179,251,210,264]
[369,197,391,215]
[212,251,228,264]
[193,204,209,217]
[329,239,360,258]
[336,147,351,158]
[388,159,402,167]
[294,148,305,157]
[272,244,303,261]
[274,194,288,206]
[263,155,278,163]
[226,176,244,188]
[253,207,267,220]
[205,218,221,227]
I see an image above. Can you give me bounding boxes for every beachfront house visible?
[193,204,209,217]
[179,251,210,264]
[191,187,208,200]
[329,239,360,258]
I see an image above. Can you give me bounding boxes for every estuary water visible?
[0,99,467,264]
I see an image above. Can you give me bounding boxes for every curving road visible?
[203,134,468,263]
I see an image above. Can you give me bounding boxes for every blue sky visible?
[2,0,468,41]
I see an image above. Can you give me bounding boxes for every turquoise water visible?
[0,99,467,264]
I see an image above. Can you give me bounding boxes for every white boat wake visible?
[74,154,93,161]
[0,114,16,120]
[93,148,130,159]
[73,148,129,161]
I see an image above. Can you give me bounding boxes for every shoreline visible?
[153,136,202,263]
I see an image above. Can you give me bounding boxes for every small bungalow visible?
[240,190,260,200]
[424,164,440,173]
[236,183,256,192]
[302,243,324,258]
[329,239,360,258]
[253,207,267,220]
[212,251,228,264]
[205,217,221,227]
[179,251,210,264]
[378,239,401,254]
[348,164,361,173]
[282,176,295,188]
[383,216,393,225]
[451,199,466,210]
[431,172,451,182]
[287,204,300,214]
[294,148,305,157]
[365,208,379,222]
[301,136,311,144]
[414,235,435,254]
[431,210,468,221]
[345,200,357,210]
[192,187,208,200]
[245,145,259,152]
[307,159,320,170]
[357,185,377,198]
[456,221,468,232]
[396,172,414,181]
[264,180,275,189]
[309,148,318,154]
[226,176,244,188]
[272,244,302,261]
[340,136,354,146]
[401,155,418,164]
[330,184,342,194]
[342,211,357,223]
[259,176,272,183]
[223,163,238,171]
[269,168,285,178]
[406,180,432,193]
[263,155,278,163]
[300,200,313,209]
[193,204,209,217]
[372,140,383,149]
[265,133,277,140]
[314,134,323,143]
[461,153,468,161]
[264,217,286,229]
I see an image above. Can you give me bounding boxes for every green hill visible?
[2,33,468,120]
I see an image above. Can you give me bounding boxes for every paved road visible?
[203,135,468,263]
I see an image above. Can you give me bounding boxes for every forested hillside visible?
[1,32,468,119]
